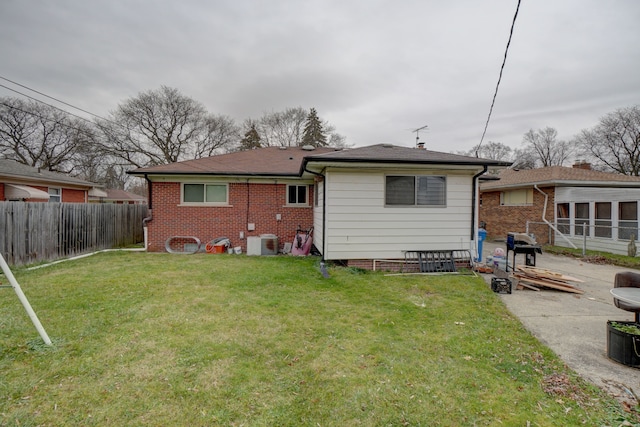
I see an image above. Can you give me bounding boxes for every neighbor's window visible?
[595,202,612,238]
[619,201,638,240]
[48,187,61,203]
[287,184,308,205]
[182,183,228,204]
[556,203,570,234]
[385,175,446,207]
[500,189,533,206]
[574,202,589,236]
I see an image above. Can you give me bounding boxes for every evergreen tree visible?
[301,108,327,147]
[239,124,262,150]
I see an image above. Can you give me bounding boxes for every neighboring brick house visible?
[130,144,508,267]
[0,159,106,202]
[89,188,147,204]
[479,163,640,254]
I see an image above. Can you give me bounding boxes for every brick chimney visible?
[572,161,591,170]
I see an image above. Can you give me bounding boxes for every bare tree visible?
[510,148,538,169]
[97,86,234,167]
[194,115,240,158]
[0,97,90,172]
[574,105,640,176]
[257,107,307,147]
[522,127,572,167]
[464,141,513,161]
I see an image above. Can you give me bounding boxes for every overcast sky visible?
[1,0,639,154]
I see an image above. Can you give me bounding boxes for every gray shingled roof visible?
[481,166,640,190]
[0,159,101,187]
[302,144,512,167]
[129,144,510,178]
[129,146,339,176]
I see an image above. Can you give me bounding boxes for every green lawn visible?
[0,252,634,426]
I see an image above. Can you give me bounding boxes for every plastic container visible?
[493,256,506,271]
[607,321,640,367]
[477,228,487,261]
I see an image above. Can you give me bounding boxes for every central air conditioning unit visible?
[247,234,279,256]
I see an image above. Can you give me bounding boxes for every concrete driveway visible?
[481,241,640,404]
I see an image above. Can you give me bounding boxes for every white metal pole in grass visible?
[0,253,52,345]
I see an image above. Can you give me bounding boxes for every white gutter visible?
[533,185,577,249]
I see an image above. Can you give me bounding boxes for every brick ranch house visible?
[130,144,508,269]
[479,163,640,255]
[0,158,106,202]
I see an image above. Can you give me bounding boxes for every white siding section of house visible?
[313,180,324,253]
[323,168,474,260]
[556,187,640,203]
[554,186,640,255]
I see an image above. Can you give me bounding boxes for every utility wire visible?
[476,0,522,157]
[0,101,99,141]
[0,83,98,127]
[0,82,132,140]
[0,75,113,124]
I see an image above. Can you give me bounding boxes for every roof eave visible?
[481,179,640,191]
[301,157,509,175]
[128,170,303,179]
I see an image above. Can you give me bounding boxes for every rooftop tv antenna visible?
[412,125,429,148]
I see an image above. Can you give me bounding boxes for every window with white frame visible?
[48,187,61,203]
[287,184,308,206]
[385,175,446,207]
[182,183,228,204]
[574,203,589,236]
[619,201,638,240]
[595,202,612,238]
[556,203,570,234]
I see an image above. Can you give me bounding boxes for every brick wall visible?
[0,183,4,200]
[479,186,555,244]
[62,188,87,203]
[146,181,315,253]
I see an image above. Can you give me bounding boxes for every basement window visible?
[182,183,228,205]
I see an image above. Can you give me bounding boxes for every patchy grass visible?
[544,245,640,269]
[0,252,636,425]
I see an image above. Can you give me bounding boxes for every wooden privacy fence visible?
[0,202,148,266]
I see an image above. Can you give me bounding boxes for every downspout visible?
[533,185,577,249]
[142,174,153,250]
[303,163,329,277]
[471,165,488,253]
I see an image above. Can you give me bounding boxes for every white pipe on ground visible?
[0,253,52,345]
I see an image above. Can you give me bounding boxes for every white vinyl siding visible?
[554,187,640,255]
[322,169,474,260]
[313,180,324,253]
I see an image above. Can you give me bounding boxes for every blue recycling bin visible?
[477,228,487,262]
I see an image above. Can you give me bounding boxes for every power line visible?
[476,0,522,157]
[0,75,113,124]
[0,101,98,141]
[0,82,132,141]
[0,83,98,127]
